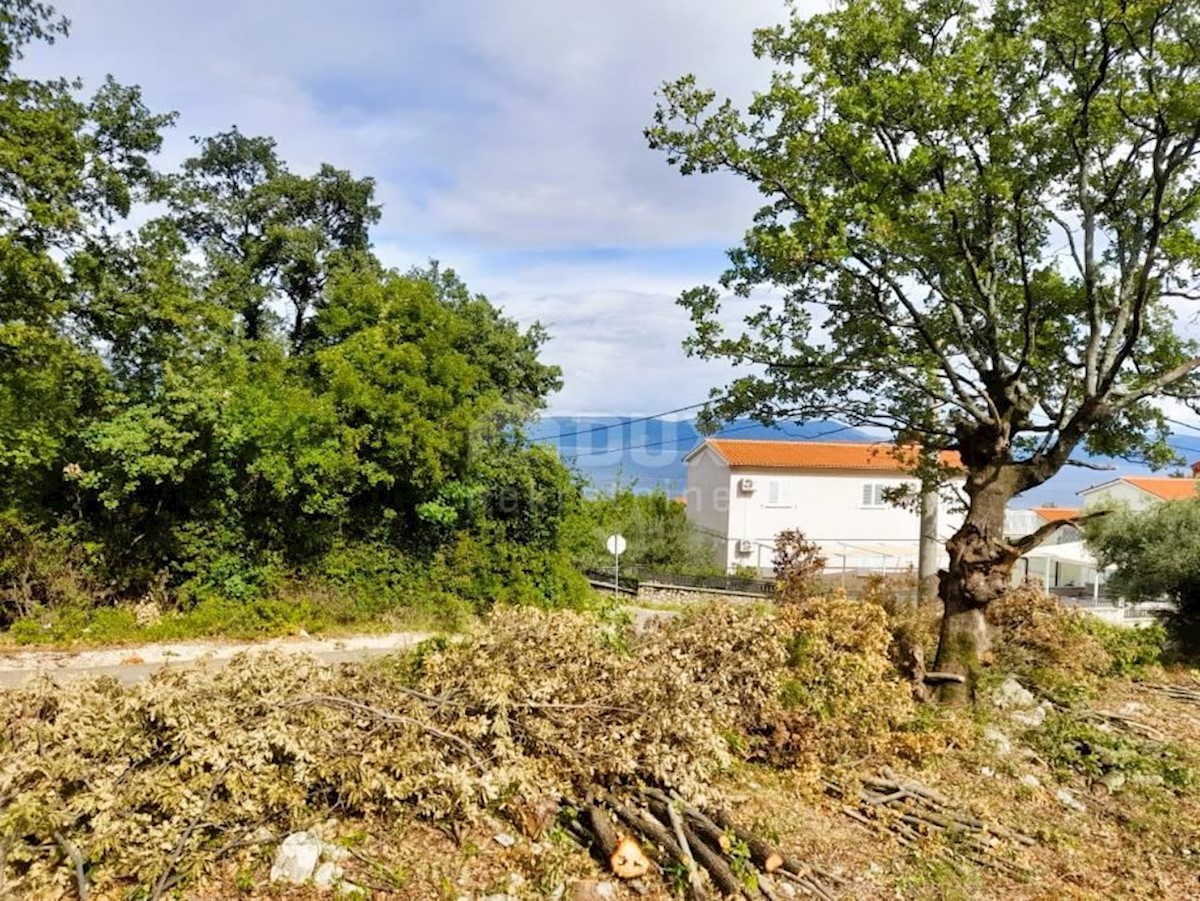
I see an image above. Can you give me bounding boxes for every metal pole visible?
[614,550,619,597]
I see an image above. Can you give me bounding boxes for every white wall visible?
[1080,481,1156,512]
[684,453,965,574]
[681,446,737,571]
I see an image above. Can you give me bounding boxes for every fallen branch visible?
[281,695,482,767]
[53,832,89,901]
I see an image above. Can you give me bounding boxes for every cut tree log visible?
[710,809,783,873]
[584,803,650,879]
[644,788,732,853]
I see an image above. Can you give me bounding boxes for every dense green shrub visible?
[0,5,587,632]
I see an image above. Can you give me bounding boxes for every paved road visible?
[0,605,689,689]
[0,632,433,689]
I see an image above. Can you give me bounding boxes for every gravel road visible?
[0,631,433,689]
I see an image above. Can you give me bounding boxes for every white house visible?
[1079,467,1200,511]
[682,438,963,575]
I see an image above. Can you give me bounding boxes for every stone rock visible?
[1011,701,1051,729]
[313,861,343,890]
[481,896,519,901]
[982,726,1012,755]
[980,766,996,778]
[1056,788,1086,812]
[1130,773,1165,788]
[270,831,322,884]
[993,677,1036,710]
[1019,774,1042,789]
[571,879,618,901]
[1099,770,1127,794]
[1118,701,1147,717]
[493,832,517,848]
[320,841,351,862]
[779,879,799,898]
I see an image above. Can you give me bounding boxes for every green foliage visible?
[1031,713,1194,792]
[1074,618,1167,678]
[0,5,584,633]
[649,0,1200,673]
[567,483,718,575]
[1087,499,1200,651]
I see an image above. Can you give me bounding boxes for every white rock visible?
[993,677,1036,710]
[320,841,351,862]
[1019,774,1042,789]
[270,831,323,884]
[493,832,517,848]
[313,861,343,890]
[1118,701,1147,716]
[481,895,519,901]
[1056,788,1086,812]
[982,726,1012,754]
[1099,770,1127,793]
[1011,701,1050,728]
[980,766,996,778]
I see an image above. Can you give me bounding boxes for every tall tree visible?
[648,0,1200,700]
[0,0,173,510]
[168,128,380,345]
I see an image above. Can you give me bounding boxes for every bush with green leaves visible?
[1086,499,1200,651]
[0,3,585,629]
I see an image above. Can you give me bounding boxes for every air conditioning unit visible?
[738,477,756,493]
[735,539,753,555]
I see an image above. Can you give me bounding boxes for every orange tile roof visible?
[1124,476,1200,501]
[1032,506,1079,523]
[701,439,961,471]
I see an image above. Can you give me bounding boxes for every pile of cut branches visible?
[567,786,843,899]
[0,601,938,897]
[824,767,1033,879]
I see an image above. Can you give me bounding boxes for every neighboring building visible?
[1004,506,1081,544]
[682,438,963,574]
[1079,467,1200,511]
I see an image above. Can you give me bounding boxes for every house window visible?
[861,482,888,508]
[766,479,794,507]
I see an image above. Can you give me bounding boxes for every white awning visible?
[1022,540,1100,569]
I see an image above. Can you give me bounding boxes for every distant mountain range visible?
[531,415,1200,508]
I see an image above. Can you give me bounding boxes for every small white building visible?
[682,438,963,575]
[1079,469,1200,511]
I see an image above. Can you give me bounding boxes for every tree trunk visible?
[933,471,1019,704]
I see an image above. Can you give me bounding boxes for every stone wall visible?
[637,583,770,605]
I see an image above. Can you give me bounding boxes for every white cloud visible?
[26,0,829,414]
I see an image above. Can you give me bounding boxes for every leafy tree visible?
[1086,498,1200,648]
[0,0,173,512]
[773,529,826,603]
[167,128,381,345]
[649,0,1200,700]
[569,485,717,575]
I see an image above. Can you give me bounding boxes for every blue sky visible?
[26,0,805,415]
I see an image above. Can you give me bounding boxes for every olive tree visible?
[648,0,1200,700]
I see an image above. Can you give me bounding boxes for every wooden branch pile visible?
[1143,681,1200,705]
[823,769,1034,879]
[567,788,843,900]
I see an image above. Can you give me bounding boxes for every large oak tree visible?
[648,0,1200,700]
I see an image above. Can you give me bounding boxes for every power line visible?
[565,421,858,459]
[530,397,728,444]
